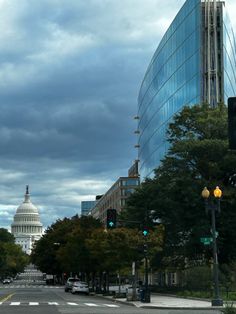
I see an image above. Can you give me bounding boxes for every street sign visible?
[210,229,219,238]
[200,237,213,245]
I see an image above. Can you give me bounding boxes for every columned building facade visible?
[11,186,43,255]
[137,0,236,179]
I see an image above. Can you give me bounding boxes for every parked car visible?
[64,278,79,292]
[109,284,129,294]
[2,278,11,284]
[71,281,89,295]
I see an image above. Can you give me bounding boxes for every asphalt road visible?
[0,284,222,314]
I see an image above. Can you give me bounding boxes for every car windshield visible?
[68,278,78,283]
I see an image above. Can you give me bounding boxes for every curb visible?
[95,294,136,307]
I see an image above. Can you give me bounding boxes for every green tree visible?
[0,228,15,243]
[0,228,29,277]
[31,215,82,274]
[31,215,103,278]
[123,103,236,267]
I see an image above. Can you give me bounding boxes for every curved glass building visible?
[137,0,236,179]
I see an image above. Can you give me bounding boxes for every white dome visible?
[16,197,39,214]
[11,185,43,237]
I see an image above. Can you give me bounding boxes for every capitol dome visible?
[16,193,39,214]
[11,185,43,254]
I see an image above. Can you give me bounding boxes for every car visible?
[71,281,89,295]
[64,277,79,292]
[2,278,11,284]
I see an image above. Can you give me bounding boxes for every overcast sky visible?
[0,0,235,231]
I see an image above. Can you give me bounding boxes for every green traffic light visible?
[108,221,114,227]
[143,230,148,236]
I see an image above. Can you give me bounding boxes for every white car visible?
[71,281,89,295]
[2,278,11,284]
[64,277,78,292]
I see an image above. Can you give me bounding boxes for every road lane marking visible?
[67,302,78,306]
[10,302,20,305]
[84,303,98,306]
[0,301,120,307]
[29,302,39,305]
[104,304,120,307]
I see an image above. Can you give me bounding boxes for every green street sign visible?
[200,237,213,245]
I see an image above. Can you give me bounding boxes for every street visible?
[0,283,222,314]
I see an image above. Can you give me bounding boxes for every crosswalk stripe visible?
[67,302,78,306]
[84,303,98,306]
[104,304,120,307]
[29,302,39,305]
[0,301,120,307]
[0,285,62,289]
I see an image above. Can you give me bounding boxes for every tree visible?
[31,215,103,278]
[31,215,81,274]
[123,103,236,267]
[0,228,29,277]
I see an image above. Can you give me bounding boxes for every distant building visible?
[128,160,139,177]
[81,201,96,216]
[11,186,43,255]
[90,163,140,224]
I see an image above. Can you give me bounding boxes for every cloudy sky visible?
[0,0,235,230]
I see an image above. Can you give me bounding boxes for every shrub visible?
[221,302,236,314]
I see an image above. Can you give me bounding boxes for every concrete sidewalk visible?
[121,294,213,309]
[102,293,225,310]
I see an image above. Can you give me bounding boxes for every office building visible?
[137,0,236,179]
[81,201,96,216]
[90,162,140,224]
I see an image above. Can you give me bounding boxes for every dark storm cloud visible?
[0,0,234,229]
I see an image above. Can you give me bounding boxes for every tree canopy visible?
[122,103,236,267]
[0,228,29,277]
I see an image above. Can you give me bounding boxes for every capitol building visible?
[11,185,43,254]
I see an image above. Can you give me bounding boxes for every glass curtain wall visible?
[138,0,201,179]
[223,7,236,100]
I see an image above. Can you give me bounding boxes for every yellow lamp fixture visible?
[214,186,222,198]
[201,187,210,199]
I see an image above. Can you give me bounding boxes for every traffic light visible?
[142,226,149,237]
[143,243,148,254]
[106,208,117,229]
[228,97,236,150]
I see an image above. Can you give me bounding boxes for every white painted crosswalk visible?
[10,302,20,306]
[0,301,120,307]
[0,284,61,289]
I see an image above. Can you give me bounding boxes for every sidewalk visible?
[100,293,225,310]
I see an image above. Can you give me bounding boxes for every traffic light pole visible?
[142,243,150,303]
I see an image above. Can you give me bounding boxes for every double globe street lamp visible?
[201,186,223,307]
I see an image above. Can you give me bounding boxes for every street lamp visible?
[201,186,223,307]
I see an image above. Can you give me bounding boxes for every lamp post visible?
[201,186,223,307]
